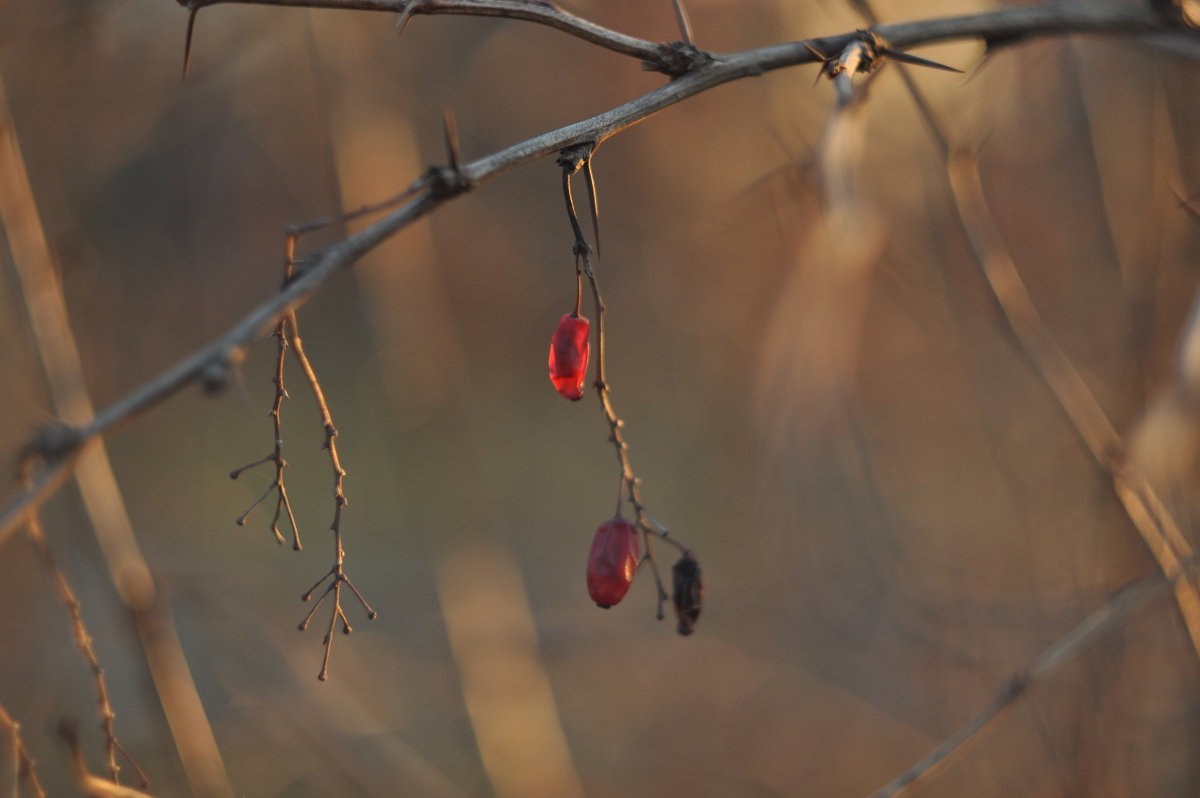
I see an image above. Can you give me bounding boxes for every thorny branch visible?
[0,703,45,798]
[2,3,1195,548]
[558,146,688,623]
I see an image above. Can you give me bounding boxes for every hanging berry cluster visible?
[549,144,704,636]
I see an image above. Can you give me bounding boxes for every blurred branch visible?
[23,503,144,788]
[2,1,1196,544]
[946,152,1200,661]
[867,563,1199,798]
[0,73,235,798]
[0,703,45,798]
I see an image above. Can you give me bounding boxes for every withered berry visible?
[671,553,703,635]
[587,517,640,608]
[548,313,590,400]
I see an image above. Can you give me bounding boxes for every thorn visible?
[670,0,694,46]
[583,158,601,258]
[181,7,199,82]
[442,109,460,172]
[801,41,832,85]
[882,48,963,73]
[395,1,418,35]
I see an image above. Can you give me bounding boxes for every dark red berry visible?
[549,313,590,400]
[587,517,640,608]
[671,553,704,635]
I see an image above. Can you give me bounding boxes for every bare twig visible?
[2,3,1195,549]
[230,317,302,548]
[286,306,377,680]
[867,563,1199,798]
[0,704,46,798]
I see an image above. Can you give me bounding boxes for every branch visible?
[2,2,1195,547]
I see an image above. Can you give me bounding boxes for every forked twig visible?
[280,233,378,680]
[230,313,301,550]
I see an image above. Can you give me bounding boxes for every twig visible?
[558,147,688,622]
[2,3,1196,548]
[230,316,302,549]
[867,563,1199,797]
[0,704,46,798]
[286,305,377,680]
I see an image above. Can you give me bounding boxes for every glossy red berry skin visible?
[548,313,590,401]
[587,518,640,608]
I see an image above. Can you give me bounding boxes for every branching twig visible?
[2,3,1195,549]
[230,314,301,549]
[0,703,46,798]
[289,309,378,680]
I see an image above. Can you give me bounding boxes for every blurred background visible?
[1,0,1199,795]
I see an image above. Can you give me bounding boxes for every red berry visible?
[548,313,590,401]
[587,517,640,608]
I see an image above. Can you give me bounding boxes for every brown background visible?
[1,0,1199,795]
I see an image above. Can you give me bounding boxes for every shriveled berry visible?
[671,552,704,635]
[549,313,590,400]
[587,517,640,608]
